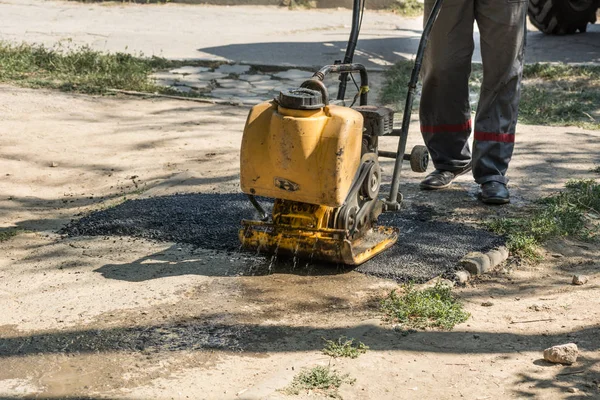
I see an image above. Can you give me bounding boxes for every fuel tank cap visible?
[278,88,324,110]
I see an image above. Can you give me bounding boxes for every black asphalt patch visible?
[62,193,504,283]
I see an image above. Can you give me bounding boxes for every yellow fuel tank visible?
[240,100,363,207]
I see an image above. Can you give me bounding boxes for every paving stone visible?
[216,64,251,75]
[169,66,209,75]
[185,81,211,90]
[172,86,192,93]
[238,74,269,82]
[240,98,265,106]
[153,78,177,87]
[273,69,312,81]
[248,88,271,95]
[151,72,179,80]
[459,252,491,275]
[251,81,283,91]
[486,246,509,268]
[190,71,228,81]
[212,88,247,98]
[216,79,253,90]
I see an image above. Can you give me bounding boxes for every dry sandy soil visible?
[0,85,599,399]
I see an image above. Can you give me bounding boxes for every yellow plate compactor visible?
[238,0,444,265]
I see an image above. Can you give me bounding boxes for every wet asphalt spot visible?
[62,193,504,283]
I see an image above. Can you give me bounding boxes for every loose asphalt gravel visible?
[62,193,504,282]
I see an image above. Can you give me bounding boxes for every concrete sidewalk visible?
[0,0,598,69]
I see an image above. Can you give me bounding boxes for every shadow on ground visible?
[196,30,600,69]
[0,320,598,398]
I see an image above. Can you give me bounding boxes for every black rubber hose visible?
[313,63,368,105]
[385,0,445,208]
[337,0,363,101]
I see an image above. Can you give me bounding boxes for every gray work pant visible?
[420,0,528,184]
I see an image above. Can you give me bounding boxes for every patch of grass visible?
[68,0,173,3]
[0,41,189,95]
[380,282,470,330]
[487,179,600,260]
[388,0,424,17]
[287,0,317,9]
[590,165,600,174]
[380,61,600,130]
[283,366,355,398]
[380,60,413,109]
[322,336,368,359]
[0,229,21,242]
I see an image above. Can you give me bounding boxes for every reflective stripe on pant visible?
[419,0,527,184]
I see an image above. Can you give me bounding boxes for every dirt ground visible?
[0,85,599,400]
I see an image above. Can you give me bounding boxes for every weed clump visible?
[283,366,354,398]
[322,337,368,359]
[388,0,424,17]
[380,282,470,330]
[0,229,20,242]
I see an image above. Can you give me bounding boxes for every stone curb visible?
[454,246,509,283]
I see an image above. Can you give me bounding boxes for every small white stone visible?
[454,270,471,284]
[572,275,588,285]
[543,343,579,365]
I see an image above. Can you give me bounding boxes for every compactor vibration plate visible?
[239,221,398,265]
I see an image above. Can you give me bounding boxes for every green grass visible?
[68,1,173,3]
[388,0,424,17]
[380,62,600,130]
[0,229,21,242]
[487,179,600,260]
[322,337,368,359]
[283,366,355,398]
[287,0,317,9]
[380,282,470,330]
[0,41,185,95]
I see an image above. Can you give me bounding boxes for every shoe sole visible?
[419,164,472,191]
[480,196,510,205]
[419,181,452,190]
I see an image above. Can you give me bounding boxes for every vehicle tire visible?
[528,0,599,34]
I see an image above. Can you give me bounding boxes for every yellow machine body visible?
[240,101,363,207]
[239,98,398,265]
[239,200,397,265]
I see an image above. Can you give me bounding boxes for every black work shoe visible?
[419,164,472,190]
[480,182,510,204]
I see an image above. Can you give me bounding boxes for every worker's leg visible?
[473,0,527,185]
[420,0,475,172]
